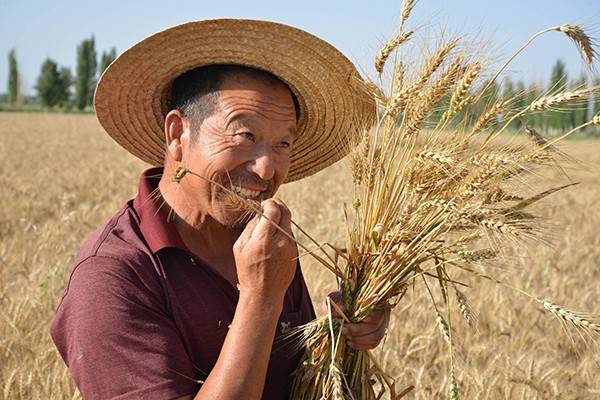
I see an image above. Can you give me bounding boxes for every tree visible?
[57,67,73,107]
[8,49,19,105]
[569,74,588,129]
[502,78,518,130]
[36,59,61,107]
[512,80,527,129]
[75,36,97,110]
[36,59,72,108]
[525,82,544,130]
[99,47,117,76]
[470,78,499,129]
[548,60,567,94]
[547,60,569,132]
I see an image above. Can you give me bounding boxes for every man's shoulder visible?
[75,200,151,266]
[53,202,166,318]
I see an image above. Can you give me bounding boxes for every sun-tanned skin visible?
[158,71,388,400]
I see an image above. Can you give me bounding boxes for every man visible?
[51,19,383,399]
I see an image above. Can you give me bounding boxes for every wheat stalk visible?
[375,30,414,75]
[291,17,600,400]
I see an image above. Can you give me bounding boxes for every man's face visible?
[179,72,297,228]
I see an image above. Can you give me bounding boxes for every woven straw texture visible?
[94,19,375,182]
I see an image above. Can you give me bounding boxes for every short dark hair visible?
[169,65,300,134]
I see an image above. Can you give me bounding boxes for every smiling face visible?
[168,70,298,228]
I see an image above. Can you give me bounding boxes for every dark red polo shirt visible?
[50,167,315,400]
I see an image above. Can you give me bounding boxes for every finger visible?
[325,291,347,317]
[343,310,386,335]
[346,338,379,351]
[270,197,293,235]
[236,213,260,243]
[251,199,282,239]
[344,323,387,349]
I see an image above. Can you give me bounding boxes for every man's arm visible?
[178,198,298,400]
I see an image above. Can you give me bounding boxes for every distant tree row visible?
[6,38,116,110]
[429,59,600,134]
[4,49,600,130]
[496,60,599,133]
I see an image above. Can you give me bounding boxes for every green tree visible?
[523,82,544,130]
[570,74,588,129]
[57,67,73,107]
[512,80,527,129]
[36,59,72,108]
[36,59,61,107]
[547,60,569,132]
[548,60,567,94]
[99,47,117,76]
[469,79,499,129]
[502,78,518,130]
[8,49,19,105]
[75,36,97,110]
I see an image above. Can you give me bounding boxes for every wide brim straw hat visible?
[94,19,376,182]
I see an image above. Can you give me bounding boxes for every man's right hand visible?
[233,198,298,304]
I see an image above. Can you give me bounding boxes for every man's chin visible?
[212,209,254,230]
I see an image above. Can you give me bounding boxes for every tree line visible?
[4,48,600,132]
[5,37,116,111]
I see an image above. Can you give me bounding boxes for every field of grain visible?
[1,112,599,399]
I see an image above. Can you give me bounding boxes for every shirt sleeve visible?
[50,255,199,400]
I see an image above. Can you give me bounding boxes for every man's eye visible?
[241,132,255,142]
[278,141,291,149]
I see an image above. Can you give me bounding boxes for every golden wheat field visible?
[1,111,599,399]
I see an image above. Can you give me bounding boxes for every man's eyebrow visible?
[226,114,298,139]
[225,115,254,130]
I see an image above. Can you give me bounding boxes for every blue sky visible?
[1,0,599,95]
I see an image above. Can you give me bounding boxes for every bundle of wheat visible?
[283,4,600,400]
[171,3,600,398]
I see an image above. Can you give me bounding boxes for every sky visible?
[1,0,599,95]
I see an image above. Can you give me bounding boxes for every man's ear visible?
[164,110,189,162]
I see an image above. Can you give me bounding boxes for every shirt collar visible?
[132,167,189,254]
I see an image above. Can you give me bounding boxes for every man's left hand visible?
[326,291,390,351]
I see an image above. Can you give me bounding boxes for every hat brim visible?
[94,19,375,182]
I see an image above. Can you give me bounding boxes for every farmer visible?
[50,19,384,400]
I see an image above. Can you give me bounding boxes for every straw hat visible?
[94,19,375,182]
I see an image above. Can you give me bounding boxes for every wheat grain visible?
[391,62,405,96]
[437,312,451,343]
[541,300,600,334]
[558,24,596,65]
[447,370,459,400]
[457,249,497,262]
[400,0,416,27]
[528,88,593,111]
[471,99,510,134]
[375,30,414,74]
[454,288,476,329]
[444,62,482,122]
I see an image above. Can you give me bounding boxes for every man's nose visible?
[248,149,276,181]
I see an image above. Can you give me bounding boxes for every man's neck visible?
[158,172,240,260]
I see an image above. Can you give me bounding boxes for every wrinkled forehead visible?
[216,69,300,122]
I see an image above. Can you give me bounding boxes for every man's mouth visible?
[230,184,263,199]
